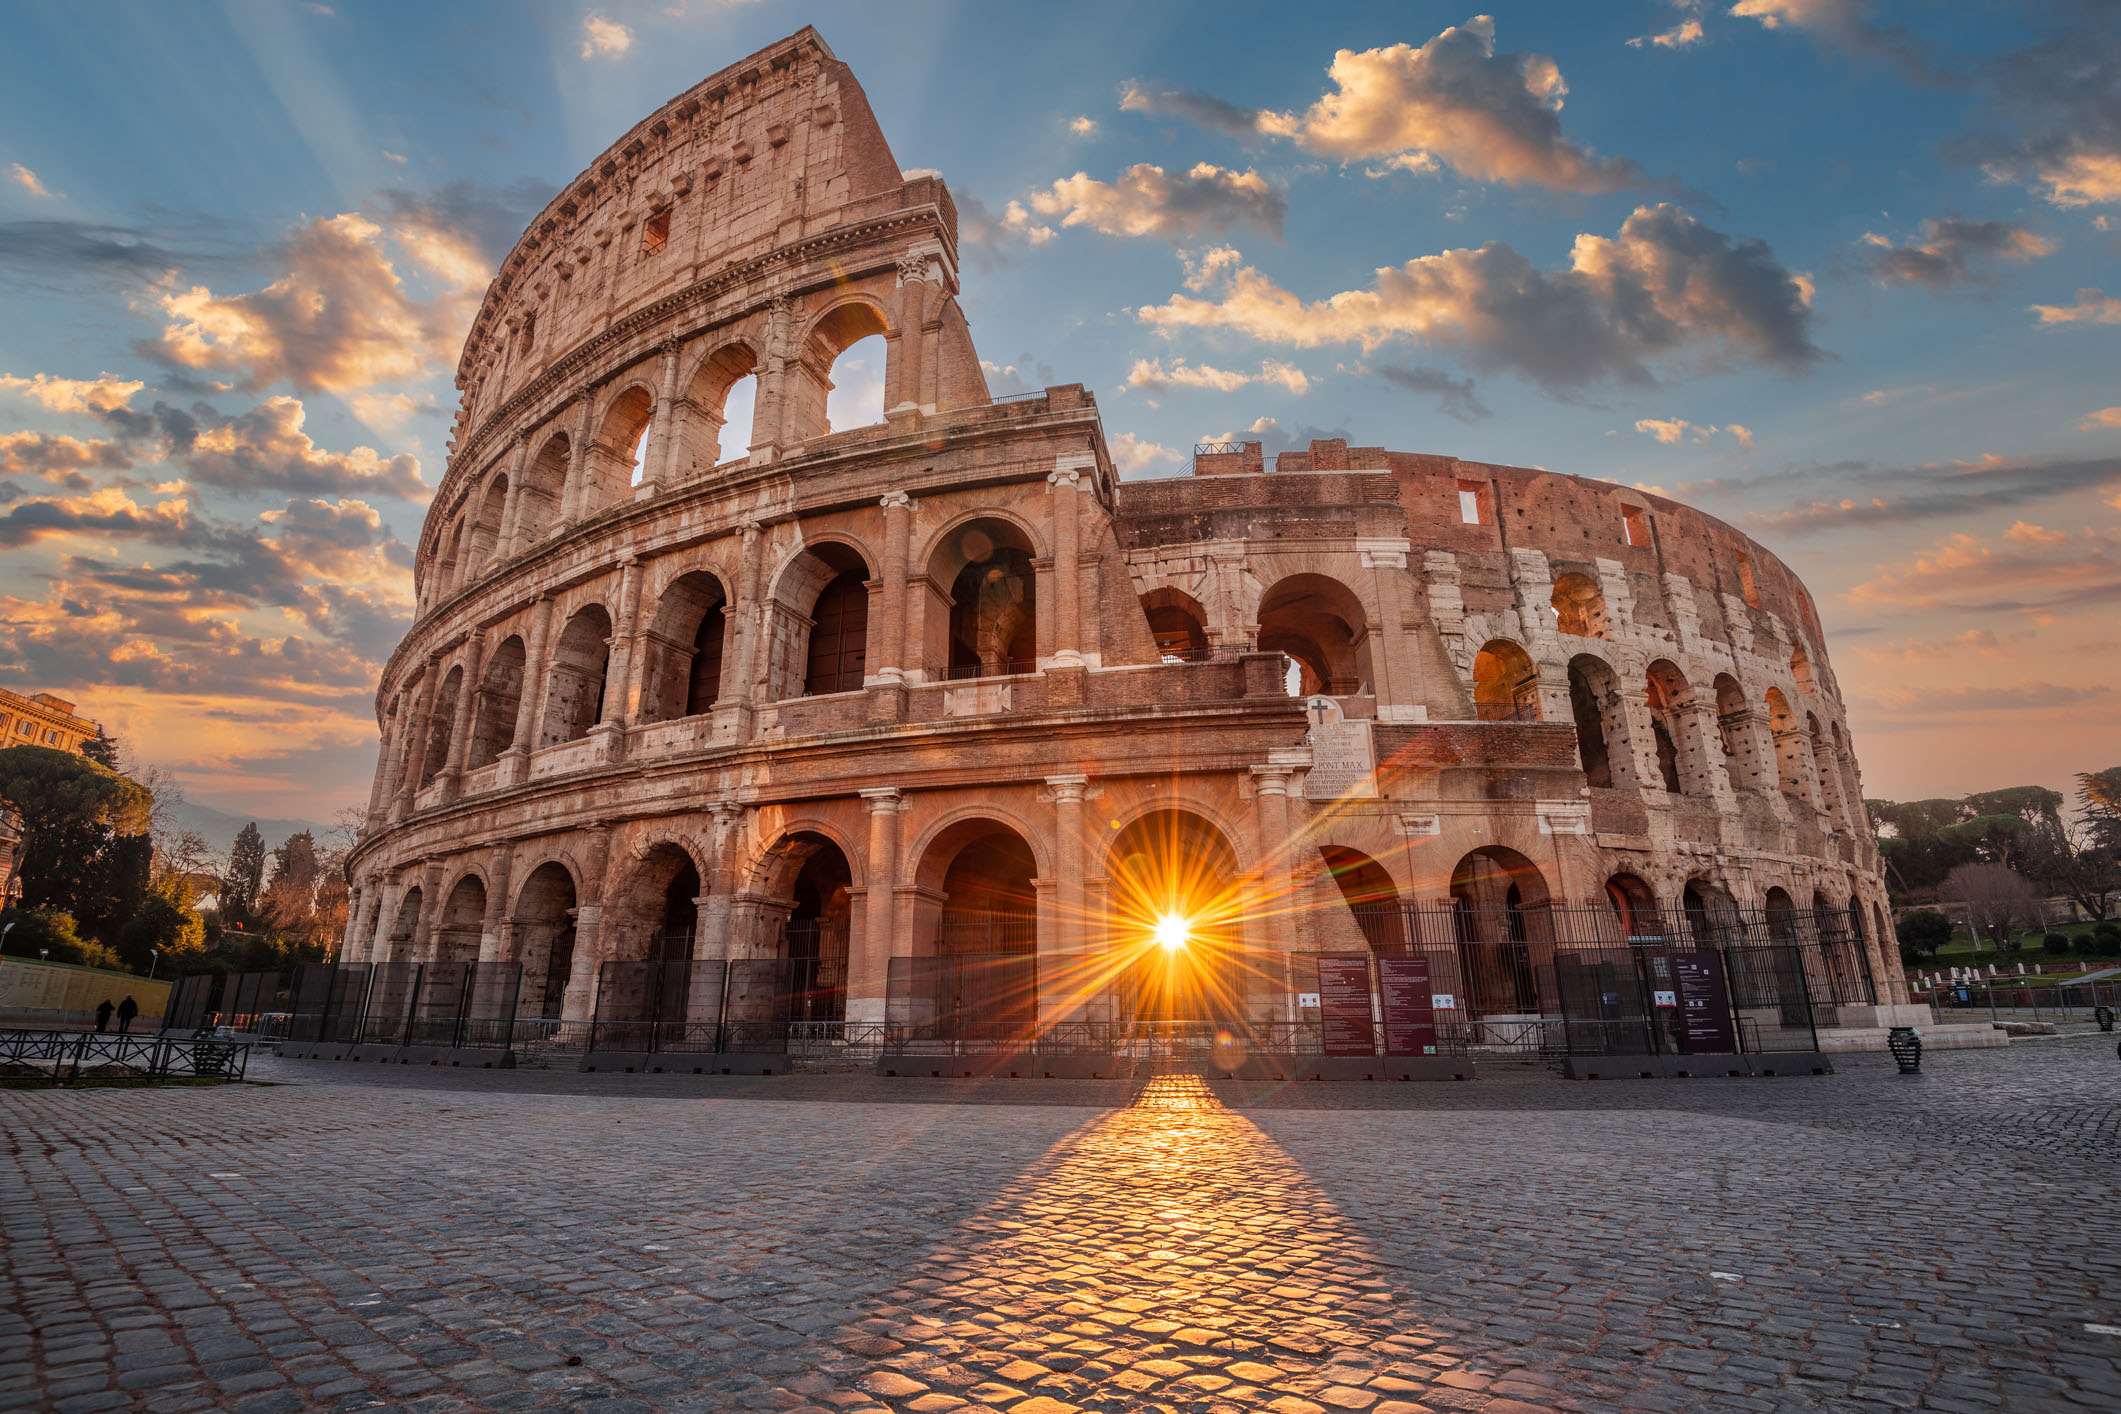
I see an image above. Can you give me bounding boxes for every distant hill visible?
[167,798,331,858]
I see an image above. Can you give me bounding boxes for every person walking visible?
[95,998,114,1032]
[115,995,139,1034]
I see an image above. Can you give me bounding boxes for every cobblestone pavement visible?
[3,1038,2117,1414]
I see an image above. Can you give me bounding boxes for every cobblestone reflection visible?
[834,1073,1441,1413]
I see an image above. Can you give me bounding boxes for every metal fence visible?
[284,961,523,1050]
[0,1028,251,1083]
[585,958,833,1054]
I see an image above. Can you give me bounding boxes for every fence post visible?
[402,964,422,1048]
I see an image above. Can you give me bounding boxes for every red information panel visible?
[1378,955,1438,1056]
[1314,955,1375,1056]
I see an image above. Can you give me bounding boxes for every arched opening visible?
[1472,639,1540,722]
[1257,574,1371,697]
[541,605,612,747]
[1449,847,1552,1017]
[467,635,525,771]
[638,571,728,723]
[418,666,463,789]
[466,476,507,579]
[1764,886,1797,943]
[933,518,1037,679]
[594,386,654,505]
[1550,571,1607,638]
[677,343,760,472]
[774,833,852,1027]
[610,843,702,965]
[1604,872,1662,940]
[434,875,486,966]
[1790,641,1814,691]
[767,542,872,699]
[792,302,891,441]
[1764,688,1811,804]
[827,334,887,431]
[512,862,577,1020]
[516,433,569,542]
[436,520,463,597]
[1141,586,1210,662]
[1644,659,1694,795]
[1108,809,1247,1024]
[1713,674,1750,794]
[926,824,1038,955]
[1321,845,1406,952]
[1568,655,1616,788]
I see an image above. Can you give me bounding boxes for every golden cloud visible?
[1028,163,1284,242]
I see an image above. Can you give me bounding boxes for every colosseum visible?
[335,28,1924,1071]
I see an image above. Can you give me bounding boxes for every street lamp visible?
[148,946,160,980]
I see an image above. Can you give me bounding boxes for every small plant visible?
[2094,920,2120,941]
[2042,931,2070,956]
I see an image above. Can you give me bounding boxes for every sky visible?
[1,0,2117,825]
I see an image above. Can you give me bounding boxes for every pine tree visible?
[226,822,266,919]
[80,728,120,769]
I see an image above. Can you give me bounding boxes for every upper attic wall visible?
[452,27,931,442]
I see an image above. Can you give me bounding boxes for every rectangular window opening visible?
[1736,550,1761,608]
[641,207,671,256]
[1457,481,1482,525]
[1623,507,1649,547]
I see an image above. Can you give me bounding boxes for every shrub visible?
[1895,908,1953,959]
[2094,920,2120,940]
[2099,932,2121,958]
[2042,931,2070,955]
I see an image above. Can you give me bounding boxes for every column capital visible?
[1044,773,1090,803]
[1250,764,1297,795]
[1046,465,1083,490]
[859,786,904,813]
[879,490,914,511]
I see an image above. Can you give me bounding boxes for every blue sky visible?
[2,0,2117,821]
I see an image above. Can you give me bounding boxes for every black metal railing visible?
[0,1029,251,1084]
[942,659,1035,681]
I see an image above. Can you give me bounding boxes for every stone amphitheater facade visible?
[344,28,1914,1039]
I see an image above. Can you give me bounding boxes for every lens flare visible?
[1152,914,1191,951]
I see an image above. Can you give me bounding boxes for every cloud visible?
[1630,4,1707,50]
[1068,116,1097,137]
[0,372,144,415]
[956,194,1055,253]
[1139,204,1819,389]
[1367,363,1489,421]
[2082,406,2121,430]
[1858,218,2056,287]
[1107,431,1183,476]
[1117,83,1263,136]
[1954,22,2121,208]
[1853,628,2016,664]
[0,219,219,286]
[1126,356,1311,395]
[1027,163,1285,242]
[0,486,192,548]
[8,163,57,200]
[174,396,428,500]
[0,431,132,490]
[138,211,485,394]
[1847,526,2121,613]
[580,13,632,59]
[1633,416,1754,449]
[1198,414,1352,462]
[1248,17,1645,192]
[1855,681,2113,715]
[2030,287,2121,324]
[979,354,1056,396]
[1743,453,2121,535]
[1731,0,1935,81]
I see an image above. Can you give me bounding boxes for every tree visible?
[79,727,120,769]
[116,887,205,972]
[225,822,266,919]
[2081,767,2121,852]
[0,906,118,969]
[0,746,153,921]
[2021,816,2119,923]
[1895,908,1952,962]
[1942,861,2044,949]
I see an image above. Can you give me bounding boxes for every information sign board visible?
[1671,951,1738,1054]
[1314,955,1375,1056]
[1377,955,1438,1056]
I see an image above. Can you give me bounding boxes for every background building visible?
[0,689,102,906]
[344,29,1915,1051]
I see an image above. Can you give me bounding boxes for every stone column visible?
[889,255,929,415]
[1045,457,1091,670]
[394,658,441,817]
[594,556,645,762]
[1043,774,1089,1028]
[438,630,486,802]
[561,825,612,1021]
[848,788,903,1026]
[411,859,445,963]
[497,431,529,557]
[478,847,513,964]
[560,390,598,522]
[641,337,683,495]
[339,881,368,963]
[717,522,765,734]
[868,492,913,721]
[501,593,556,784]
[1360,540,1417,718]
[1684,699,1738,810]
[1250,763,1301,957]
[1611,684,1662,794]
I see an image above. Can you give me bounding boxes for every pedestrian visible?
[116,995,139,1034]
[95,998,114,1032]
